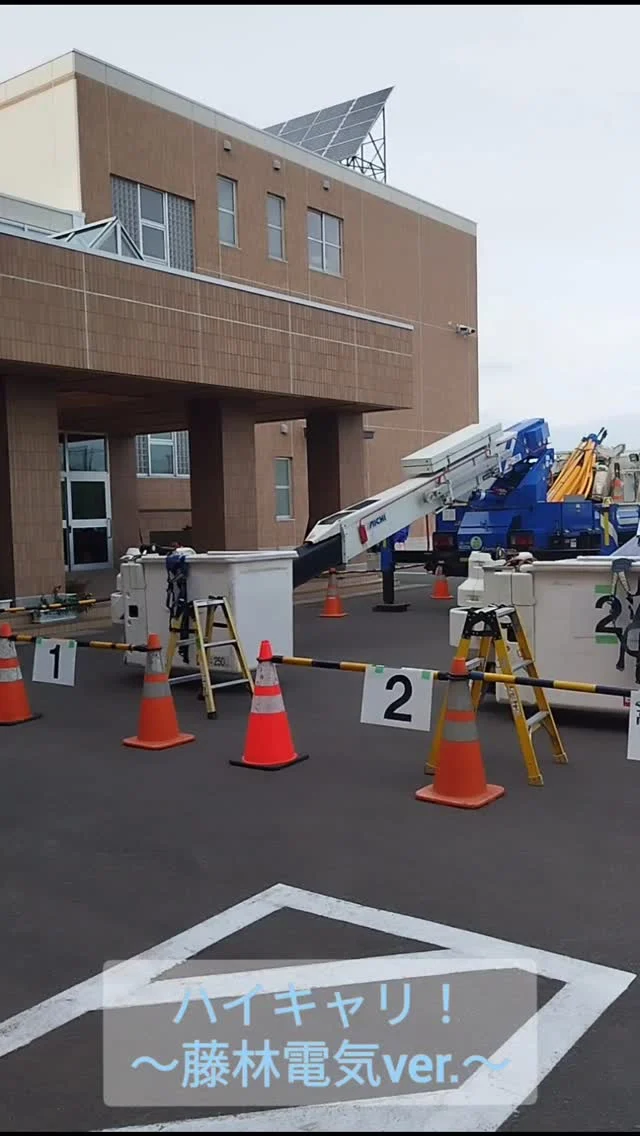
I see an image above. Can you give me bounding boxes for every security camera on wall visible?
[453,324,476,337]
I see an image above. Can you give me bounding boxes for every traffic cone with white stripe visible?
[415,656,504,808]
[0,623,39,726]
[230,640,308,771]
[431,562,453,601]
[320,569,347,618]
[123,633,195,750]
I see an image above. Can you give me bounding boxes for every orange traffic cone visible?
[320,569,347,618]
[431,562,453,601]
[0,623,39,726]
[123,633,195,751]
[230,640,308,771]
[415,657,504,809]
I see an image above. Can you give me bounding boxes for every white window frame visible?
[307,209,343,276]
[138,184,170,266]
[266,193,286,261]
[274,457,293,521]
[136,432,190,479]
[0,218,52,235]
[218,176,238,247]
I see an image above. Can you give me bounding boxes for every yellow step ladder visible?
[426,604,568,785]
[165,596,254,719]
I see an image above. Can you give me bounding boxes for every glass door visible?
[60,435,113,571]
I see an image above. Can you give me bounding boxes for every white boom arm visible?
[304,422,505,562]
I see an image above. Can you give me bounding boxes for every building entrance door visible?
[60,435,113,571]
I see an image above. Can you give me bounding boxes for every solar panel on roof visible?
[324,139,364,162]
[302,133,335,153]
[315,100,352,123]
[304,116,344,139]
[285,111,318,130]
[264,87,392,164]
[352,89,391,110]
[281,126,309,144]
[342,105,384,127]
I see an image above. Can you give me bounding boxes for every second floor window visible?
[111,176,195,272]
[307,209,343,275]
[218,176,237,246]
[136,431,190,477]
[267,193,285,260]
[139,185,167,263]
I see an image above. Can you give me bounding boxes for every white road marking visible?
[105,953,528,1010]
[0,883,633,1132]
[0,888,281,1060]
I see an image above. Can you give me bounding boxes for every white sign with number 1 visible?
[32,638,77,687]
[360,665,433,731]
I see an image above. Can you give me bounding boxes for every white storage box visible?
[493,558,639,714]
[121,550,296,674]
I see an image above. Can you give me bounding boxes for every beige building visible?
[0,51,477,599]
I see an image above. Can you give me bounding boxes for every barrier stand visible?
[425,605,566,787]
[270,651,638,699]
[0,597,98,616]
[0,628,149,734]
[270,648,636,789]
[0,627,634,766]
[0,631,148,653]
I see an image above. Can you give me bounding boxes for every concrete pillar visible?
[305,410,366,528]
[188,399,258,550]
[108,435,140,558]
[0,376,65,599]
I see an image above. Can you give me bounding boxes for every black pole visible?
[382,565,395,605]
[373,538,409,613]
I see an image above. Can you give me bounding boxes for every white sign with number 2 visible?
[360,665,434,731]
[32,638,77,687]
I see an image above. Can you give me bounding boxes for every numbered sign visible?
[360,665,433,732]
[32,638,77,687]
[626,689,640,761]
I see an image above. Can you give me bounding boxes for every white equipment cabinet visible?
[499,558,638,714]
[120,550,296,673]
[450,555,639,714]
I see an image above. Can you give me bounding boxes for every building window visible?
[67,435,107,472]
[218,176,237,246]
[139,185,168,263]
[307,209,343,275]
[275,457,293,520]
[136,432,191,478]
[111,176,195,271]
[149,432,174,474]
[0,217,52,235]
[267,193,285,260]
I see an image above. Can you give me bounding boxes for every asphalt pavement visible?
[0,579,637,1131]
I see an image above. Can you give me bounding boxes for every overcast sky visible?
[2,4,639,450]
